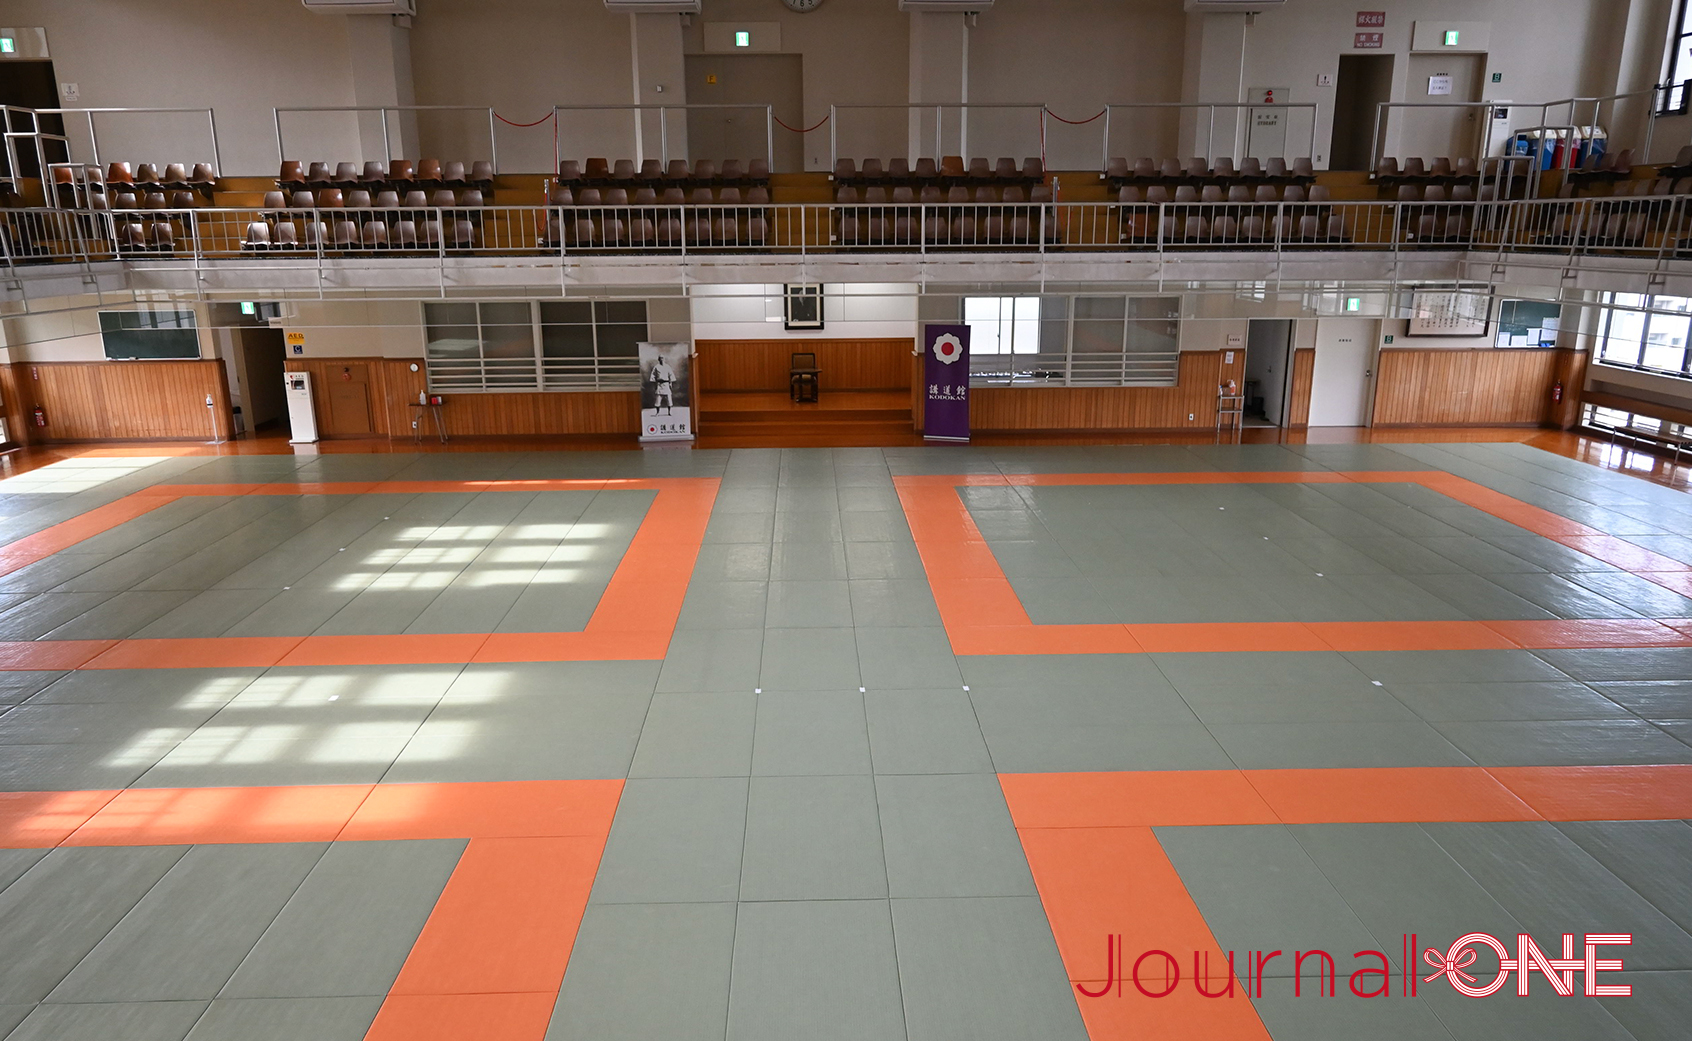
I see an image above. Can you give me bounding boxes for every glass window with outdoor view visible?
[1664,0,1692,113]
[424,300,648,392]
[1595,293,1692,377]
[962,295,1179,386]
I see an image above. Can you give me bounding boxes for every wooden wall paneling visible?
[695,339,916,393]
[970,352,1227,431]
[1371,349,1559,427]
[285,357,391,438]
[912,353,925,432]
[0,363,29,445]
[1550,348,1589,430]
[8,360,233,442]
[1287,348,1315,429]
[377,361,639,438]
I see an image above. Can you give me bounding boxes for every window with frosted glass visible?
[424,300,649,391]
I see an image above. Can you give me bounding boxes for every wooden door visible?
[325,363,374,436]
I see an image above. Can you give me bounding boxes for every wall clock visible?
[784,0,825,11]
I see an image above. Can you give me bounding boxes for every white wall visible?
[1,0,361,175]
[281,301,424,359]
[969,0,1187,170]
[690,283,917,341]
[1241,0,1638,168]
[0,0,1650,175]
[684,0,909,171]
[0,297,219,366]
[275,296,691,360]
[411,0,638,174]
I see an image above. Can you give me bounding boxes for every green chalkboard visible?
[100,310,200,360]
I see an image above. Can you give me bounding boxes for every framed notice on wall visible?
[1407,289,1491,337]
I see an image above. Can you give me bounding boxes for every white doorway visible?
[1402,53,1487,161]
[1309,318,1376,427]
[1244,319,1294,426]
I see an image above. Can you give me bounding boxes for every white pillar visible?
[630,13,687,167]
[344,13,417,165]
[1605,0,1678,161]
[907,11,968,160]
[1179,12,1248,162]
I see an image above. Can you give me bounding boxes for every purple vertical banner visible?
[922,323,971,442]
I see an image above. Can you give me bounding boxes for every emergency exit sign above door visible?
[1411,21,1490,52]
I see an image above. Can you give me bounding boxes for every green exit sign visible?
[1346,297,1362,312]
[240,301,256,315]
[1443,30,1460,46]
[734,30,750,47]
[0,38,15,54]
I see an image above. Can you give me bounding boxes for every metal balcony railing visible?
[2,196,1690,268]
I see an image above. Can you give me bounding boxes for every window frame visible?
[1661,0,1692,116]
[422,299,648,393]
[1593,292,1692,379]
[960,294,1181,388]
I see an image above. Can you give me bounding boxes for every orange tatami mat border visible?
[0,779,623,1041]
[894,470,1692,656]
[1002,763,1692,1041]
[0,478,717,670]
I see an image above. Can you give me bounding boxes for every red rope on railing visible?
[494,112,556,128]
[773,113,830,134]
[494,111,558,173]
[1045,108,1107,125]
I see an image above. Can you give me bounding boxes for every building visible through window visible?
[1662,0,1692,113]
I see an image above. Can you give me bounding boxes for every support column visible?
[1604,0,1678,161]
[630,13,687,167]
[907,11,968,160]
[344,13,417,165]
[1179,12,1248,162]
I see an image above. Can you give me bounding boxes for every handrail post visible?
[207,109,222,177]
[488,107,499,175]
[660,106,668,167]
[1101,104,1111,171]
[828,104,837,172]
[274,107,284,167]
[88,112,101,169]
[553,105,562,175]
[381,109,391,168]
[1370,103,1383,171]
[766,105,775,172]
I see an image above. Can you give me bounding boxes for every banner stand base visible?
[923,435,970,443]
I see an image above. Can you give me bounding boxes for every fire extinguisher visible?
[31,405,46,428]
[1551,380,1564,404]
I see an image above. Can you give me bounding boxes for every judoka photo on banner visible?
[638,341,693,442]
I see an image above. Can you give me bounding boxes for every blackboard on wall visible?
[100,310,200,360]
